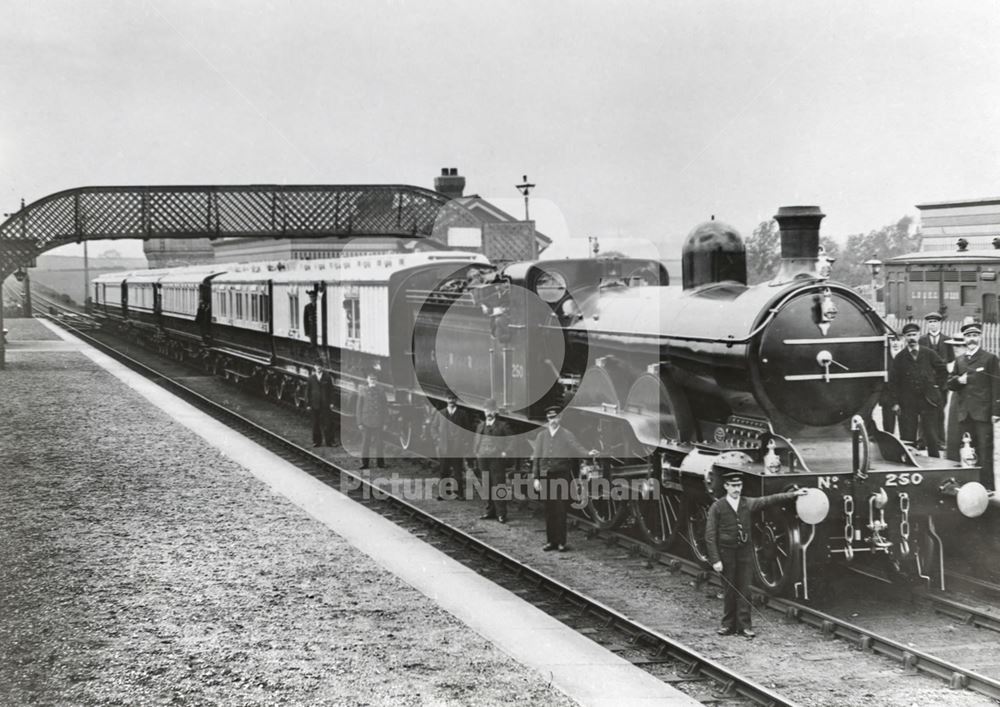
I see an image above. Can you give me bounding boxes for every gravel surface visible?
[3,316,60,340]
[74,321,1000,705]
[0,339,576,706]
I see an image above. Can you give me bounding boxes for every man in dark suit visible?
[919,312,954,443]
[531,407,598,552]
[889,322,948,457]
[307,363,335,447]
[435,393,471,499]
[474,398,514,523]
[705,471,806,638]
[948,321,1000,489]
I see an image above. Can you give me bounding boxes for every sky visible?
[2,0,999,261]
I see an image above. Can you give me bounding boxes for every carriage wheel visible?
[397,411,415,450]
[685,498,713,565]
[262,373,276,399]
[293,381,309,409]
[276,376,290,402]
[631,481,683,549]
[751,506,801,595]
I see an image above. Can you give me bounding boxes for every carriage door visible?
[983,293,998,324]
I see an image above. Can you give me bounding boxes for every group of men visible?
[882,312,1000,489]
[431,395,597,551]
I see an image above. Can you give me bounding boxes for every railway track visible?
[38,311,795,707]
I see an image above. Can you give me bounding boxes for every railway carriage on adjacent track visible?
[91,205,996,598]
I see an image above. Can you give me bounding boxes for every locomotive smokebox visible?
[774,205,826,280]
[681,219,747,290]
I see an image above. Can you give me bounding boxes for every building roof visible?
[916,197,1000,210]
[886,249,1000,265]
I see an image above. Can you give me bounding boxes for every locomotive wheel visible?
[751,507,802,595]
[583,464,630,530]
[685,498,713,565]
[631,482,683,549]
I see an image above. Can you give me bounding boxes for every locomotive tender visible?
[92,205,995,598]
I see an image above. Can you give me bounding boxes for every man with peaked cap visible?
[705,471,806,638]
[531,406,598,552]
[919,312,954,364]
[356,368,388,470]
[473,398,514,523]
[948,321,1000,489]
[888,321,948,457]
[434,392,471,500]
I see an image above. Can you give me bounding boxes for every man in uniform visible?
[948,321,1000,489]
[919,312,954,443]
[705,472,807,638]
[889,322,947,457]
[355,370,388,470]
[474,399,514,523]
[307,363,335,447]
[531,407,598,552]
[435,393,471,499]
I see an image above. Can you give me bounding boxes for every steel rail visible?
[40,314,797,707]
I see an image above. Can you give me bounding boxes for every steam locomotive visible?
[91,205,995,598]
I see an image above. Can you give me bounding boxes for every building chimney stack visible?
[434,167,466,200]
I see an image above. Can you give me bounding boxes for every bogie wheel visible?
[751,506,802,595]
[397,410,415,450]
[582,462,631,530]
[685,498,714,565]
[631,481,683,549]
[293,381,309,409]
[262,374,275,400]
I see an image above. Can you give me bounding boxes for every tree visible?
[838,216,917,288]
[745,220,780,284]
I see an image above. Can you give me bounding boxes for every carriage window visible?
[345,297,361,339]
[289,293,300,329]
[961,286,977,306]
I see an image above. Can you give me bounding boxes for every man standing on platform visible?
[531,407,598,552]
[948,321,1000,489]
[889,322,947,457]
[705,472,806,638]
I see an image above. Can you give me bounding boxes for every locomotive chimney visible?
[434,167,466,200]
[774,205,826,281]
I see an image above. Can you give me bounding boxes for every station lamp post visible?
[864,257,882,310]
[516,175,537,258]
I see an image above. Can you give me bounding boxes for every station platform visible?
[0,317,699,706]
